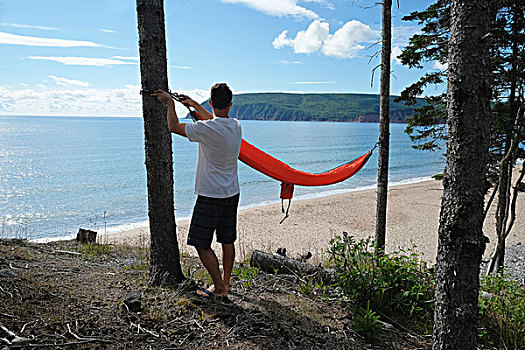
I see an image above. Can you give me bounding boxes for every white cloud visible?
[170,65,193,69]
[0,31,104,47]
[272,31,294,49]
[48,75,90,87]
[29,56,137,67]
[392,25,421,46]
[0,85,210,117]
[273,20,329,54]
[391,46,403,65]
[322,20,378,58]
[280,60,303,65]
[302,0,335,10]
[112,56,138,61]
[294,20,330,53]
[221,0,318,19]
[0,23,58,31]
[100,29,116,33]
[433,61,448,70]
[274,20,378,58]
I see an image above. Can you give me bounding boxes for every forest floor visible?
[0,238,432,349]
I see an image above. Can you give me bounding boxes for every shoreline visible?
[100,172,525,263]
[95,174,438,238]
[30,174,438,244]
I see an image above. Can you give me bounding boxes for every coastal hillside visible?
[197,93,425,122]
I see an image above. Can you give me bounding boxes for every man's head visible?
[210,83,233,111]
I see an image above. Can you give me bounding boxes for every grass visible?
[77,242,111,257]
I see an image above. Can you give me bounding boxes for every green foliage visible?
[78,242,111,257]
[298,278,331,301]
[125,261,149,272]
[479,274,525,349]
[197,93,425,123]
[353,304,382,341]
[398,0,525,163]
[329,233,435,334]
[232,265,259,288]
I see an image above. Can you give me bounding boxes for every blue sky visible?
[0,0,444,117]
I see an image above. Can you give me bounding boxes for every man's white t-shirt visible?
[185,117,242,198]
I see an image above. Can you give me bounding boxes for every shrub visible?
[479,274,525,349]
[353,303,382,341]
[329,233,435,334]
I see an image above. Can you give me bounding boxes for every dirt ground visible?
[0,239,431,349]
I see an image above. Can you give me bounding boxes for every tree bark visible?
[433,0,491,349]
[375,0,392,254]
[136,0,184,285]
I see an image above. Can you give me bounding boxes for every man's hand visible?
[151,89,172,104]
[178,94,198,108]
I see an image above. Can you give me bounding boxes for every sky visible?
[0,0,445,117]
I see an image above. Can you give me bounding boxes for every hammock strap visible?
[280,199,292,224]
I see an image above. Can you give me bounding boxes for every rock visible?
[123,291,141,312]
[0,270,17,278]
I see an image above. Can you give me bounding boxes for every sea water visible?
[0,116,445,240]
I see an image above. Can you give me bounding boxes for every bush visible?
[329,233,435,334]
[353,303,382,341]
[479,274,525,349]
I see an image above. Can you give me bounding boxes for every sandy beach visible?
[102,171,525,264]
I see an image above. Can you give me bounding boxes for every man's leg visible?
[196,247,227,296]
[222,243,235,291]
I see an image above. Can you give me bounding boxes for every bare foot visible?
[196,286,228,298]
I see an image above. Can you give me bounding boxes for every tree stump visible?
[76,228,97,244]
[250,249,336,284]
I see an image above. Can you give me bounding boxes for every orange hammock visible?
[238,139,372,223]
[239,139,372,199]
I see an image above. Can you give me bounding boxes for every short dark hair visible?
[210,83,233,110]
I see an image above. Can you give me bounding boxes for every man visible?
[152,83,241,299]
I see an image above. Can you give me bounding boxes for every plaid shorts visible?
[187,193,240,249]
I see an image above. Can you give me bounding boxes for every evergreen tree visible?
[375,0,393,254]
[136,0,184,285]
[433,0,491,348]
[397,0,525,273]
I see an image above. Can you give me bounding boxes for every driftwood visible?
[250,250,336,285]
[76,228,97,244]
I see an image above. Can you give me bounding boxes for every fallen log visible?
[250,249,336,285]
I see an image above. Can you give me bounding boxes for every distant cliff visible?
[194,92,425,122]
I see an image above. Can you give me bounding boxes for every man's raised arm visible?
[151,89,187,137]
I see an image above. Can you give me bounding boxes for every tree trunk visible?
[433,0,490,349]
[487,106,525,274]
[136,0,184,286]
[375,0,392,254]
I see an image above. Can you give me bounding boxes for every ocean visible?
[0,116,445,241]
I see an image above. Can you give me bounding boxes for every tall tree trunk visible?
[136,0,184,286]
[488,4,523,275]
[433,0,490,349]
[375,0,392,254]
[487,106,525,274]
